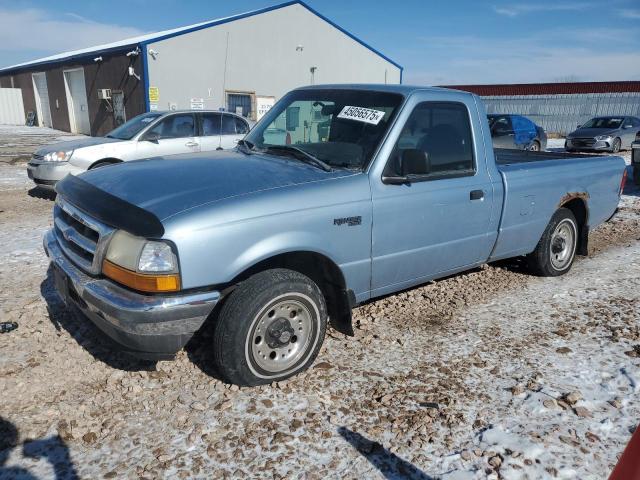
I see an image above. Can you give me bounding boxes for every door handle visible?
[185,141,198,147]
[470,190,484,201]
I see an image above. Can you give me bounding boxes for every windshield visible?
[244,89,404,170]
[580,117,623,129]
[106,113,163,140]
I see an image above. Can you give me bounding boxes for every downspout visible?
[140,43,150,112]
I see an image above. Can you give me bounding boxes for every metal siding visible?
[0,88,25,124]
[146,3,401,112]
[481,92,640,135]
[443,81,640,96]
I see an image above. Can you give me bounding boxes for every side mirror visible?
[143,132,160,143]
[400,149,430,176]
[382,149,430,185]
[577,124,582,128]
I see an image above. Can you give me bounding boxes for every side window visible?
[492,116,512,134]
[147,114,195,139]
[221,115,236,135]
[235,117,249,134]
[201,113,222,136]
[387,102,475,178]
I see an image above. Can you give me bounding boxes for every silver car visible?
[27,110,251,189]
[565,116,640,153]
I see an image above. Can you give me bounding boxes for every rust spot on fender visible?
[559,191,589,207]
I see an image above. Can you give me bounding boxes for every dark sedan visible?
[488,114,547,151]
[566,116,640,153]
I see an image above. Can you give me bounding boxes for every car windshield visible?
[244,89,404,170]
[105,113,163,140]
[581,117,623,129]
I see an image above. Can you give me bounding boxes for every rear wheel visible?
[527,208,578,277]
[612,138,622,153]
[212,268,327,386]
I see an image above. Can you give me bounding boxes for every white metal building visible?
[0,1,402,134]
[144,1,402,118]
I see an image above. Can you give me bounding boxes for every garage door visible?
[31,72,52,128]
[63,69,91,135]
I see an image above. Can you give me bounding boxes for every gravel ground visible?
[0,128,638,479]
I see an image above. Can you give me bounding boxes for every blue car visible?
[488,114,547,151]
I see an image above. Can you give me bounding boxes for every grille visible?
[572,138,596,147]
[53,197,114,274]
[32,153,44,161]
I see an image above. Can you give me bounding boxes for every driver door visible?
[370,100,495,295]
[136,113,200,159]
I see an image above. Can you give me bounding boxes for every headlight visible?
[103,230,180,292]
[43,150,73,162]
[595,135,611,141]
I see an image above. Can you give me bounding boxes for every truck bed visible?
[494,148,607,165]
[489,148,624,263]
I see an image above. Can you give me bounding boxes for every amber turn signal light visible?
[102,260,180,293]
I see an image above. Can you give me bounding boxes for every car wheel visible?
[612,138,622,153]
[527,208,578,277]
[528,141,540,152]
[212,268,327,386]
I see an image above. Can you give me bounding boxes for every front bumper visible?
[27,161,84,190]
[566,138,613,151]
[43,230,220,359]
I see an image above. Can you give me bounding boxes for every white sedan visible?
[27,110,251,189]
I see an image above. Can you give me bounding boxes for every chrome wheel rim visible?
[550,219,576,270]
[529,143,539,151]
[248,294,315,375]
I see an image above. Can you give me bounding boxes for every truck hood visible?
[35,136,123,154]
[77,150,356,221]
[568,127,618,138]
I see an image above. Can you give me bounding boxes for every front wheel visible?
[527,208,578,276]
[212,269,327,386]
[612,138,622,153]
[528,140,540,152]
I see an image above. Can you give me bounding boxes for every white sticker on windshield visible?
[141,117,155,123]
[337,106,385,125]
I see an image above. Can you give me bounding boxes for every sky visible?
[1,0,639,85]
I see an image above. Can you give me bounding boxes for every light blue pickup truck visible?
[44,85,626,386]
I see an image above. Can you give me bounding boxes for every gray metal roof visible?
[0,1,402,74]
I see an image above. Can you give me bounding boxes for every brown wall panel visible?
[13,72,36,120]
[83,54,145,136]
[0,48,145,135]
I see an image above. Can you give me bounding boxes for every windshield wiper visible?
[236,139,255,155]
[265,145,332,172]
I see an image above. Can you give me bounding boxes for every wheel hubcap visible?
[250,297,313,374]
[549,220,575,270]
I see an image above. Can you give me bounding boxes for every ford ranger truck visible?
[44,85,627,386]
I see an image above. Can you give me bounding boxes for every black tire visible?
[612,138,621,153]
[212,268,327,386]
[527,208,578,277]
[633,165,640,186]
[528,140,540,152]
